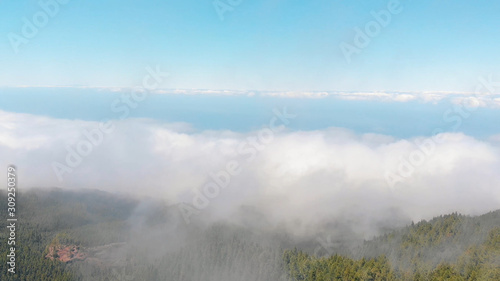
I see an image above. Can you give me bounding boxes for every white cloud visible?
[5,86,500,107]
[148,89,500,107]
[1,110,499,238]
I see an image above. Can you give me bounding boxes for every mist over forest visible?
[0,187,499,281]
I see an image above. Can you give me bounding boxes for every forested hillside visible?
[0,189,499,280]
[0,188,137,280]
[284,225,500,280]
[284,211,500,280]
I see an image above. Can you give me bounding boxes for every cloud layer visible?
[4,86,500,108]
[1,110,499,238]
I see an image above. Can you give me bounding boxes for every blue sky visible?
[1,0,500,91]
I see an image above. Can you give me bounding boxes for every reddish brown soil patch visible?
[46,245,87,263]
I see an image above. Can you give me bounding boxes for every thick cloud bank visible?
[1,110,499,238]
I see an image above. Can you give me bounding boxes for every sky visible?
[1,0,500,91]
[1,1,500,235]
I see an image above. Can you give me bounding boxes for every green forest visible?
[0,189,499,280]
